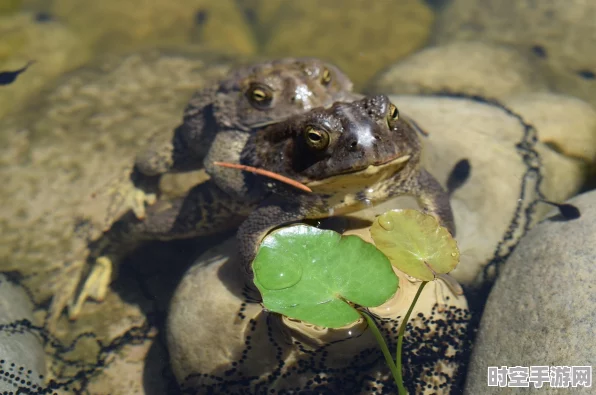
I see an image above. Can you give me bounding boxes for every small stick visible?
[213,161,312,193]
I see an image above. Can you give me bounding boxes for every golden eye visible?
[388,103,399,121]
[246,83,273,108]
[321,68,332,85]
[304,126,330,150]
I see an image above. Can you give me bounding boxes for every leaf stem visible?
[395,280,428,395]
[361,311,401,392]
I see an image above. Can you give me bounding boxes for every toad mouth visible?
[305,154,411,188]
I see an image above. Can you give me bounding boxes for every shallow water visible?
[1,0,595,394]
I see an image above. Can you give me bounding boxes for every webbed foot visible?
[68,256,113,320]
[99,172,157,225]
[46,258,87,331]
[128,188,157,220]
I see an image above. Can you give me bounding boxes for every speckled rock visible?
[0,49,231,310]
[368,42,549,100]
[0,12,91,118]
[503,92,596,164]
[464,190,596,394]
[0,274,46,393]
[262,0,434,88]
[168,228,470,394]
[51,0,257,55]
[434,0,596,107]
[372,94,586,286]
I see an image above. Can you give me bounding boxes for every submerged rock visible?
[51,0,257,55]
[434,0,596,107]
[0,12,91,119]
[464,190,596,394]
[0,49,230,308]
[168,230,470,394]
[262,0,434,89]
[0,47,235,395]
[0,274,46,393]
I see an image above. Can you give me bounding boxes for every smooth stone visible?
[368,42,549,99]
[0,274,46,392]
[464,190,596,394]
[502,92,596,164]
[168,228,470,394]
[262,0,434,89]
[373,94,586,286]
[434,0,596,108]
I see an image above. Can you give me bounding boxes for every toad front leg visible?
[237,199,308,280]
[405,168,456,235]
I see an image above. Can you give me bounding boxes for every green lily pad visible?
[252,224,399,328]
[370,209,459,281]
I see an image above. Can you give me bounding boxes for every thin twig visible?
[212,161,312,193]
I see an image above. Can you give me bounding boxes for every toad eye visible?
[387,103,400,122]
[303,126,330,150]
[246,83,273,108]
[321,68,332,85]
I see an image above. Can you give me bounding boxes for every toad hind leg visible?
[68,256,113,320]
[411,168,456,236]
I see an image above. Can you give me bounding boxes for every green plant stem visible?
[361,311,401,391]
[395,280,428,395]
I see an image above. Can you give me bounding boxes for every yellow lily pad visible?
[370,209,459,281]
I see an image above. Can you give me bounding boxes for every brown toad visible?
[91,95,454,298]
[63,57,355,322]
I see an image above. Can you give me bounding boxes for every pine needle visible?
[213,161,312,193]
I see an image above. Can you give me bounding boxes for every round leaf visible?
[252,225,399,328]
[369,209,459,281]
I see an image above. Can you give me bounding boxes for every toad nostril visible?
[373,134,381,140]
[349,140,359,151]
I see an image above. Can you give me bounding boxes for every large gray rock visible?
[0,275,46,393]
[465,190,596,394]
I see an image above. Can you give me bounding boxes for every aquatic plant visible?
[252,209,461,394]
